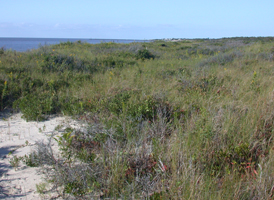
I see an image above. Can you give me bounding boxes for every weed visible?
[250,70,260,93]
[22,152,40,167]
[9,155,22,170]
[36,182,47,194]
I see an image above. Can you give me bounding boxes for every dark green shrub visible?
[64,181,86,196]
[42,54,75,72]
[128,96,157,120]
[136,49,155,60]
[198,51,243,67]
[198,48,216,55]
[116,51,136,59]
[107,91,131,115]
[0,78,22,110]
[105,92,178,123]
[257,52,274,61]
[128,96,177,122]
[58,96,84,116]
[198,142,253,176]
[1,80,8,110]
[99,56,125,68]
[150,191,164,200]
[41,53,94,73]
[22,152,40,167]
[55,127,105,163]
[0,47,4,55]
[58,41,74,47]
[13,92,54,121]
[45,79,69,92]
[198,75,218,92]
[20,77,44,95]
[179,46,191,50]
[158,69,177,79]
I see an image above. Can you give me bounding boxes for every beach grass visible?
[1,37,274,199]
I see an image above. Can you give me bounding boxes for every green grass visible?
[1,37,274,199]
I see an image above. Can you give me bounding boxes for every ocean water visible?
[0,38,149,52]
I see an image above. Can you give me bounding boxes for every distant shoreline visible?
[0,37,151,52]
[0,37,152,41]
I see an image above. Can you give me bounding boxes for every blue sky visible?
[1,0,273,39]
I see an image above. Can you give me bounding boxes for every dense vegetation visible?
[1,37,274,199]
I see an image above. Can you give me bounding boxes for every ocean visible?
[0,38,150,52]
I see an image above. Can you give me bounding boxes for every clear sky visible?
[1,0,273,39]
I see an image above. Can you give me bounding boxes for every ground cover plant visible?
[1,37,274,199]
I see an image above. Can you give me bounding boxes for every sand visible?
[0,111,81,199]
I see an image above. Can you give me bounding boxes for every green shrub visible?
[13,93,53,121]
[107,91,131,115]
[197,142,259,176]
[58,96,84,116]
[0,47,4,55]
[198,51,243,67]
[136,49,155,60]
[22,152,40,167]
[128,96,157,120]
[9,155,22,170]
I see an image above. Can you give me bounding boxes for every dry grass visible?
[1,37,274,199]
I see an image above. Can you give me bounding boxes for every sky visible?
[1,0,273,39]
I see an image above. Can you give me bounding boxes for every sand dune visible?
[0,112,78,199]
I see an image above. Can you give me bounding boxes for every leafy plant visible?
[9,155,22,170]
[13,93,53,121]
[22,152,40,167]
[54,129,75,163]
[136,49,155,60]
[0,47,4,55]
[1,80,8,110]
[36,182,47,194]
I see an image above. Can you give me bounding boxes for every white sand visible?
[0,112,81,199]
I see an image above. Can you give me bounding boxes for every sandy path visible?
[0,112,76,199]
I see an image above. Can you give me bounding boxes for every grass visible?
[1,37,274,199]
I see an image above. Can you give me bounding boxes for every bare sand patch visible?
[0,112,82,199]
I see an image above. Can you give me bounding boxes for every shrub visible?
[9,155,22,170]
[199,142,252,175]
[107,91,131,115]
[13,93,54,121]
[136,49,155,60]
[257,52,274,61]
[198,51,243,67]
[22,152,40,167]
[0,47,4,55]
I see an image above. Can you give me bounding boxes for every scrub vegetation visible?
[1,37,274,199]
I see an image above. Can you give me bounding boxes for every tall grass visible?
[1,37,274,199]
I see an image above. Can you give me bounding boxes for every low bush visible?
[0,47,4,55]
[136,49,155,60]
[198,50,243,67]
[13,93,53,121]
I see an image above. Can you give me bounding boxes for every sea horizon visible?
[0,36,152,40]
[0,37,151,52]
